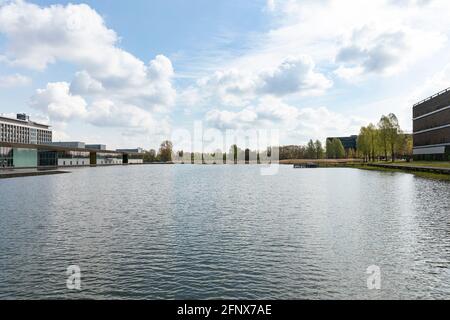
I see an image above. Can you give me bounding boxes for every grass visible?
[389,161,450,169]
[280,159,362,166]
[351,164,450,182]
[281,158,450,181]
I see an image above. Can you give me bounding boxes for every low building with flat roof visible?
[0,141,144,168]
[413,87,450,160]
[86,144,106,150]
[51,141,86,149]
[116,148,144,154]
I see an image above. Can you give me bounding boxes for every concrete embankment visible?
[367,163,450,175]
[0,169,69,179]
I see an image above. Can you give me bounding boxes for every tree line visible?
[357,113,412,162]
[143,140,174,163]
[142,113,412,163]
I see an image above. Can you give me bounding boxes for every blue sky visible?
[1,0,450,151]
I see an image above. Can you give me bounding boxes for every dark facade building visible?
[413,87,450,160]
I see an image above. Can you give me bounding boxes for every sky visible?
[1,0,450,151]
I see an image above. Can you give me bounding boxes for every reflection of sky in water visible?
[0,166,449,299]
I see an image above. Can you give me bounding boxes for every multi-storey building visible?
[0,114,52,145]
[413,88,450,160]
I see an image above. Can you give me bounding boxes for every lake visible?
[0,165,449,299]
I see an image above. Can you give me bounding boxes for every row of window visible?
[0,122,52,144]
[414,127,450,147]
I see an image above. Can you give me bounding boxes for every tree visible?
[378,114,400,162]
[314,140,324,159]
[333,139,346,159]
[305,139,316,159]
[357,126,370,162]
[326,138,345,159]
[387,114,400,162]
[326,139,335,159]
[378,116,389,161]
[144,149,157,163]
[158,140,173,162]
[396,133,413,161]
[230,144,238,164]
[367,123,379,162]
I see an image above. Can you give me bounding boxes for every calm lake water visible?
[1,165,450,299]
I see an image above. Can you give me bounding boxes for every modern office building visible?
[0,114,52,145]
[51,142,134,166]
[0,113,146,168]
[413,87,450,160]
[0,141,144,168]
[0,144,55,169]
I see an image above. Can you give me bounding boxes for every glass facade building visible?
[0,147,13,168]
[96,152,123,165]
[38,151,57,167]
[57,150,90,166]
[13,148,38,168]
[1,141,143,168]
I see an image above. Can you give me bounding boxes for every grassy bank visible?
[350,163,450,182]
[388,161,450,169]
[281,158,450,181]
[280,159,362,167]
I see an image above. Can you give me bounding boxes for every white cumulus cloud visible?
[196,55,332,107]
[205,97,366,144]
[30,82,87,122]
[0,0,176,134]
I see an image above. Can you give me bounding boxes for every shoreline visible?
[0,169,69,179]
[350,163,450,182]
[280,159,450,181]
[3,161,450,182]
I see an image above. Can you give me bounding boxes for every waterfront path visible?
[0,168,69,179]
[368,163,450,175]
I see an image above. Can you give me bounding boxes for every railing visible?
[413,87,450,107]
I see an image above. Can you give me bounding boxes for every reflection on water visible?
[0,165,449,299]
